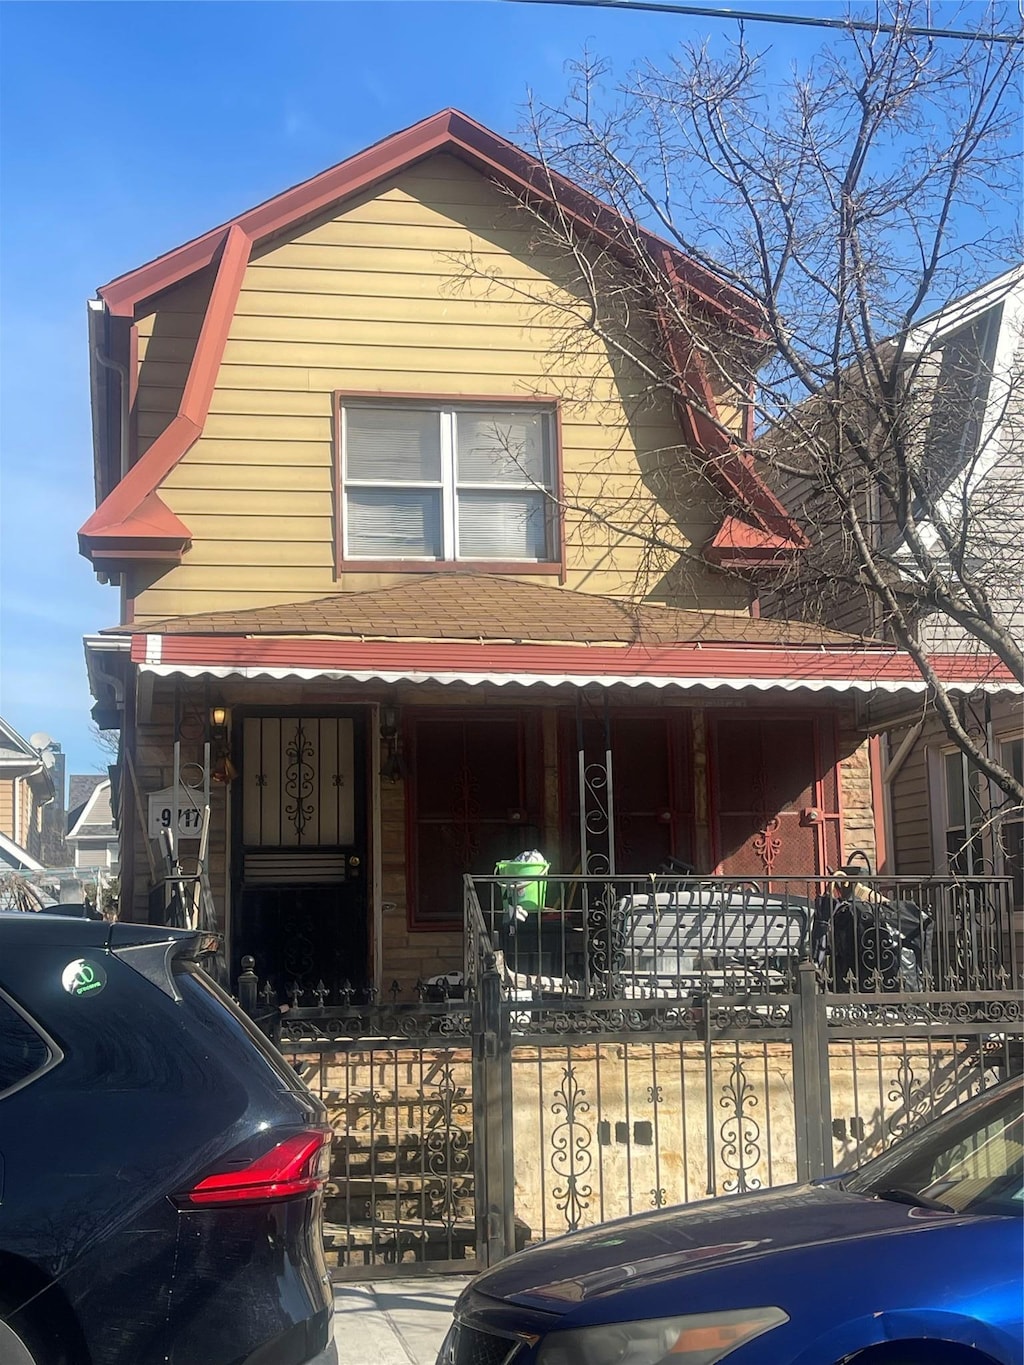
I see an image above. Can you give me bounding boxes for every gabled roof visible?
[67,777,115,841]
[82,109,803,569]
[0,716,42,764]
[0,829,45,874]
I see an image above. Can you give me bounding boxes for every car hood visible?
[473,1183,956,1312]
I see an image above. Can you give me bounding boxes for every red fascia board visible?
[82,488,193,541]
[79,414,200,539]
[705,514,803,565]
[126,635,1016,686]
[708,514,798,554]
[81,226,251,551]
[660,322,804,547]
[96,109,761,336]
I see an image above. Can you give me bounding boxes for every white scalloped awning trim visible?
[137,662,1019,695]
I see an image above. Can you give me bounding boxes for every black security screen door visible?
[234,712,368,993]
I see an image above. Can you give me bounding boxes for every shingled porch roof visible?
[103,575,1018,697]
[116,575,858,647]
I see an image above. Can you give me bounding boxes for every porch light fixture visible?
[209,706,237,785]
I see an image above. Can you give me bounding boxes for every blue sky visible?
[0,0,1002,782]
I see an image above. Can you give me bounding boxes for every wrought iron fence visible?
[233,871,1020,1278]
[462,871,1021,1259]
[466,872,1018,999]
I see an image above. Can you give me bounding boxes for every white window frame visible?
[340,401,557,564]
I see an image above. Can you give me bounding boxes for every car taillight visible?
[173,1131,331,1208]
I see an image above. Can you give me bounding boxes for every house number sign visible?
[148,787,206,841]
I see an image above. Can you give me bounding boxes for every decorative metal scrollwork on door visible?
[577,690,615,877]
[242,717,355,848]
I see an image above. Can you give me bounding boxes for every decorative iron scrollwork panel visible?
[242,716,355,847]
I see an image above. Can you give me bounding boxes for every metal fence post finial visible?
[238,955,258,1015]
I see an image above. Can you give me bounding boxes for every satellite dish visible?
[29,732,53,752]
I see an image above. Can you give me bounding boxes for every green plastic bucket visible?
[495,859,549,914]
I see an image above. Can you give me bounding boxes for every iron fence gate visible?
[239,872,1022,1278]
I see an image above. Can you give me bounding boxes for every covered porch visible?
[87,575,1016,998]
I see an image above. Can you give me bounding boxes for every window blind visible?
[346,407,441,482]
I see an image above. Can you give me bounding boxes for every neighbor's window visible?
[940,737,1023,902]
[997,737,1023,908]
[942,748,988,876]
[340,402,557,563]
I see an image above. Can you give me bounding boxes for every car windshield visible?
[844,1082,1024,1217]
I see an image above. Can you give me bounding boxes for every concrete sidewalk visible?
[328,1276,471,1364]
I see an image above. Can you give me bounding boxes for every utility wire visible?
[501,0,1024,43]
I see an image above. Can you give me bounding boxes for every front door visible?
[708,711,841,878]
[234,711,368,994]
[561,711,696,874]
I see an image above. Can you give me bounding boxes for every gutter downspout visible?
[93,320,130,480]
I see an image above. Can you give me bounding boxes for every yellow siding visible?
[0,781,14,841]
[131,153,748,619]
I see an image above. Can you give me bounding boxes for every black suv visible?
[0,914,334,1365]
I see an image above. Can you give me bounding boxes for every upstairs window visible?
[338,400,559,566]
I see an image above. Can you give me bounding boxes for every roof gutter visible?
[90,300,129,482]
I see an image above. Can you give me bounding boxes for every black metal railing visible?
[465,873,1018,1000]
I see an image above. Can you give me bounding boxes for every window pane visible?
[346,407,441,482]
[999,818,1023,907]
[458,491,550,559]
[456,410,550,485]
[1001,738,1023,785]
[944,752,966,828]
[0,996,51,1095]
[347,489,441,558]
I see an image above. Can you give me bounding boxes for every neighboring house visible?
[78,110,1015,995]
[66,775,119,873]
[765,267,1023,909]
[884,269,1023,911]
[0,717,60,868]
[0,829,45,875]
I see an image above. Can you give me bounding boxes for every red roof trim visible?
[128,635,1016,686]
[654,257,804,554]
[97,109,762,335]
[704,513,803,566]
[80,225,252,561]
[89,111,798,570]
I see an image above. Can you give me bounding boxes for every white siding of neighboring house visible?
[74,842,115,871]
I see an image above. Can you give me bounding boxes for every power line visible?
[501,0,1024,43]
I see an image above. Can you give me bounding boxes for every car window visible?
[173,959,312,1098]
[846,1083,1024,1217]
[0,990,61,1097]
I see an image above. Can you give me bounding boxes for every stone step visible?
[322,1218,478,1268]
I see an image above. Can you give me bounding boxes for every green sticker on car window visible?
[62,959,107,997]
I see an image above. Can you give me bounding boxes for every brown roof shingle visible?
[110,574,871,649]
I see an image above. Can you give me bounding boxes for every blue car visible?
[438,1076,1023,1365]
